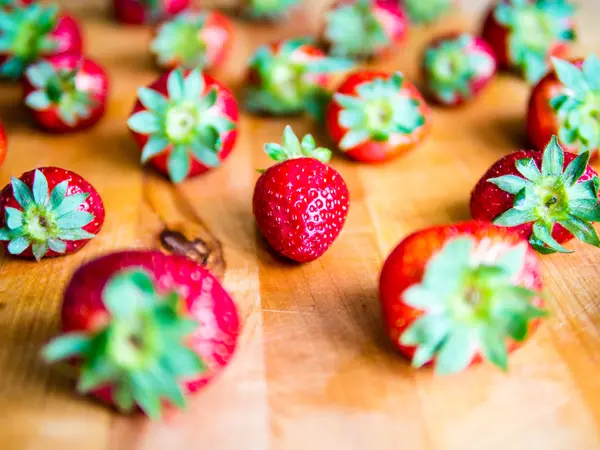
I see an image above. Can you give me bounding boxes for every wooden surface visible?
[2,0,600,449]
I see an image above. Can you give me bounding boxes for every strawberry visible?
[400,0,456,24]
[253,126,349,263]
[113,0,189,25]
[481,0,576,83]
[379,221,545,375]
[150,10,233,72]
[22,55,109,133]
[325,70,430,162]
[244,38,353,118]
[239,0,299,20]
[421,32,497,107]
[42,250,240,419]
[0,3,83,79]
[0,121,6,168]
[321,0,408,60]
[128,67,239,183]
[528,55,600,160]
[0,167,104,261]
[0,0,34,10]
[470,136,600,254]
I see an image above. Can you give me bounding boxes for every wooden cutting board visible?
[2,0,600,449]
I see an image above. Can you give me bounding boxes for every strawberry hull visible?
[60,251,240,406]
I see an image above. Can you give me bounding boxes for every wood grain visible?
[2,0,600,449]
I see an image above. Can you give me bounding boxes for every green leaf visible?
[49,180,68,210]
[265,143,287,161]
[0,227,11,240]
[57,229,96,241]
[423,237,472,295]
[41,333,91,362]
[434,327,474,375]
[138,87,168,113]
[162,347,204,377]
[128,111,161,134]
[7,235,30,254]
[402,285,444,312]
[568,199,600,221]
[167,145,191,183]
[183,68,205,100]
[561,150,590,185]
[541,136,565,177]
[305,57,354,73]
[282,125,302,157]
[532,222,572,253]
[114,379,135,412]
[32,242,48,261]
[493,207,537,227]
[78,357,117,393]
[103,270,157,319]
[515,157,541,181]
[167,68,185,101]
[559,215,600,247]
[197,88,217,111]
[131,372,162,419]
[56,211,94,229]
[487,175,530,194]
[339,109,364,128]
[141,136,169,163]
[10,177,34,209]
[5,207,23,229]
[334,93,363,110]
[190,143,220,168]
[1,57,25,79]
[25,91,51,110]
[552,57,588,97]
[582,54,600,91]
[32,170,49,206]
[47,238,66,253]
[339,129,369,150]
[479,326,508,372]
[495,242,528,279]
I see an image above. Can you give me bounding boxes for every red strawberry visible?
[128,67,239,183]
[42,250,240,419]
[244,38,353,118]
[0,4,83,79]
[239,0,299,20]
[113,0,189,25]
[470,136,600,254]
[400,0,456,24]
[481,0,575,83]
[421,32,497,107]
[321,0,407,60]
[22,54,109,133]
[325,70,430,163]
[0,121,6,168]
[0,167,105,261]
[253,126,349,263]
[379,221,545,374]
[150,9,233,72]
[527,55,600,160]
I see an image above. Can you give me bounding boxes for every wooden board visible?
[2,0,600,449]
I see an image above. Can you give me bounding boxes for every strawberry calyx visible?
[42,269,204,419]
[493,0,575,83]
[403,0,453,24]
[128,68,235,183]
[334,72,424,150]
[324,0,389,59]
[245,38,353,116]
[424,34,494,103]
[0,3,59,79]
[400,236,546,375]
[24,59,97,126]
[150,11,209,70]
[243,0,299,18]
[488,137,600,254]
[264,125,331,165]
[0,169,96,261]
[549,56,600,154]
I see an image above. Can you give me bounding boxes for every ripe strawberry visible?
[253,126,349,263]
[325,70,430,162]
[528,55,600,161]
[0,121,6,168]
[22,55,109,133]
[321,0,407,60]
[481,0,575,83]
[0,167,105,261]
[470,137,600,254]
[150,10,233,72]
[0,3,83,79]
[400,0,456,24]
[128,67,239,183]
[113,0,189,25]
[422,32,497,107]
[239,0,299,20]
[244,38,353,118]
[42,250,240,419]
[379,221,545,375]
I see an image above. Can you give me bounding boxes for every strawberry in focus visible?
[238,0,299,20]
[253,126,349,263]
[0,121,6,168]
[150,9,233,72]
[321,0,407,60]
[481,0,575,83]
[401,0,455,25]
[244,38,353,118]
[470,137,600,254]
[0,3,83,79]
[113,0,189,25]
[42,250,240,419]
[23,55,109,133]
[128,67,239,183]
[0,167,104,261]
[528,55,600,160]
[422,32,497,106]
[326,70,429,162]
[379,221,545,375]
